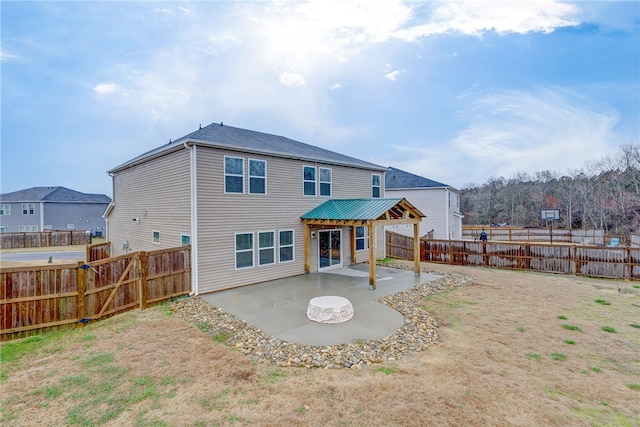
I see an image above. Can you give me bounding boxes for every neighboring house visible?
[105,122,423,294]
[0,186,111,236]
[385,167,464,240]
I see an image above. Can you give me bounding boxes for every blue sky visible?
[2,1,638,196]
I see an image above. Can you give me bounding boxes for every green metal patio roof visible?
[301,198,423,221]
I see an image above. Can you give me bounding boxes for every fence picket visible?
[386,231,639,281]
[1,246,190,341]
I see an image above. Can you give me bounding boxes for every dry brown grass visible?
[2,262,639,426]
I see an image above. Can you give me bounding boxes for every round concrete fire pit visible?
[307,296,354,324]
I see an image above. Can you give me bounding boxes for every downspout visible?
[40,202,45,231]
[185,142,199,295]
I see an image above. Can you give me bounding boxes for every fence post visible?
[139,251,148,310]
[483,241,488,266]
[77,261,86,328]
[627,247,632,280]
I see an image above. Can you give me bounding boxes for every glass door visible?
[318,229,341,269]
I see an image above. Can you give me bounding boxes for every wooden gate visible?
[80,252,141,323]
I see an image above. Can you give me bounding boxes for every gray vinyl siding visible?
[195,148,376,293]
[0,202,41,232]
[43,203,108,234]
[108,149,191,256]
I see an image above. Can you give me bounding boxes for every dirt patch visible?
[2,262,639,426]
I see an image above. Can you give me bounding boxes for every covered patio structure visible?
[301,198,425,289]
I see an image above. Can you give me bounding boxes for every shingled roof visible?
[109,122,387,173]
[385,166,451,190]
[0,187,111,203]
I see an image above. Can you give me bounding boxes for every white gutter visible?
[185,142,199,295]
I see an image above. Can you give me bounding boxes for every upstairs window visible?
[153,230,160,244]
[22,203,35,215]
[181,234,191,246]
[303,166,316,196]
[224,156,244,193]
[249,159,266,194]
[0,204,10,215]
[319,167,332,197]
[372,174,381,198]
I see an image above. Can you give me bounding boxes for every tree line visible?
[460,143,640,236]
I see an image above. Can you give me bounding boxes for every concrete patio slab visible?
[200,264,442,346]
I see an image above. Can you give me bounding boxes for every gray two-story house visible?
[105,122,423,294]
[0,187,111,236]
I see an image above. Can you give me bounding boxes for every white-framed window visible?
[355,226,369,251]
[279,230,294,263]
[372,174,381,198]
[22,203,35,215]
[249,159,266,194]
[0,204,10,215]
[0,227,6,233]
[44,225,52,230]
[319,167,332,197]
[67,224,75,230]
[235,232,254,269]
[153,230,160,244]
[258,231,275,266]
[18,225,38,232]
[303,165,316,196]
[224,156,245,193]
[181,234,191,246]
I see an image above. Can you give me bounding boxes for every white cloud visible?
[0,49,19,61]
[384,70,405,81]
[394,0,579,40]
[93,82,118,95]
[330,82,346,90]
[279,72,306,87]
[390,87,621,188]
[453,88,618,164]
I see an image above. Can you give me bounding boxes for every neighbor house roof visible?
[0,187,111,203]
[385,166,455,190]
[301,198,425,221]
[109,122,387,173]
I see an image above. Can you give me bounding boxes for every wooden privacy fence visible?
[87,241,111,262]
[386,231,640,281]
[0,230,92,249]
[462,226,606,245]
[1,246,191,341]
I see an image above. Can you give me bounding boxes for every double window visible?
[22,203,35,215]
[0,204,10,215]
[225,156,267,194]
[303,166,332,197]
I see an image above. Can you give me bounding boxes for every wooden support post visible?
[350,227,357,266]
[368,223,376,289]
[77,261,86,328]
[139,251,148,310]
[413,222,421,276]
[303,222,310,274]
